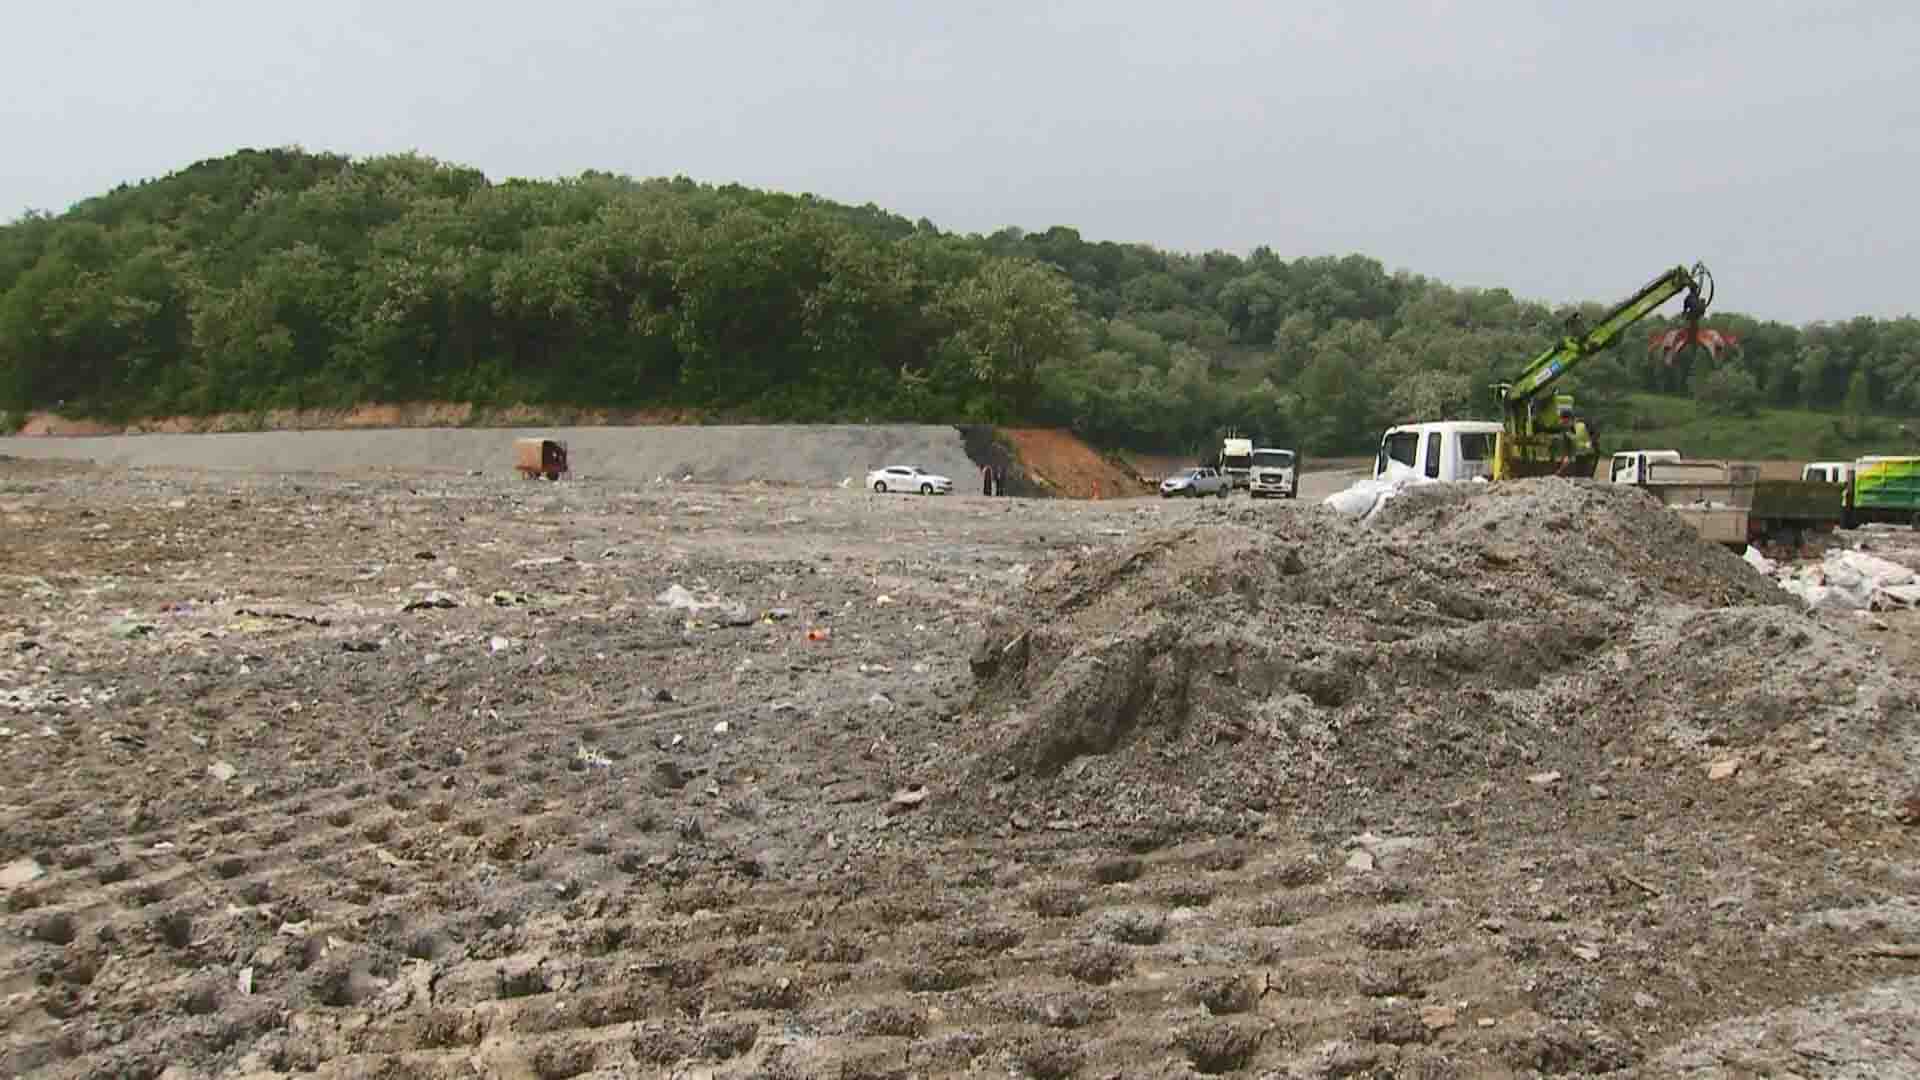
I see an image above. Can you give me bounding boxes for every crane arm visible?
[1500,262,1711,409]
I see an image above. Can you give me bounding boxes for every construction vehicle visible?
[1373,421,1501,483]
[1799,457,1920,528]
[514,437,568,481]
[1218,430,1254,491]
[1607,450,1844,549]
[1247,446,1300,499]
[1802,461,1856,487]
[1490,262,1714,481]
[1839,456,1920,527]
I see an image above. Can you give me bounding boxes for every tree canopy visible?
[2,148,1913,455]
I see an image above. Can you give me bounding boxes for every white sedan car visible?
[866,465,953,495]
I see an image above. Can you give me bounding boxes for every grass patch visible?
[1612,393,1909,463]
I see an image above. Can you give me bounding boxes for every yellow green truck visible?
[1805,456,1920,528]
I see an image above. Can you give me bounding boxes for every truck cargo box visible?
[1853,457,1920,524]
[514,438,568,480]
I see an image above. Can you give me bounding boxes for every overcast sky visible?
[4,0,1914,324]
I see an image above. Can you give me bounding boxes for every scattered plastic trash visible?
[403,592,458,612]
[1774,548,1920,611]
[655,584,750,625]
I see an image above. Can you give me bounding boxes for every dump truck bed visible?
[1636,459,1842,546]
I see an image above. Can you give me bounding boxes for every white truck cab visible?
[1608,449,1683,485]
[1802,461,1855,486]
[1247,447,1299,499]
[1373,421,1502,483]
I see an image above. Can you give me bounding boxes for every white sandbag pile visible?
[1772,548,1920,611]
[1323,465,1485,521]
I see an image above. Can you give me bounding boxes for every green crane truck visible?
[1491,262,1713,482]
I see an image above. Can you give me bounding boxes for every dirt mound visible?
[999,428,1149,499]
[951,478,1886,837]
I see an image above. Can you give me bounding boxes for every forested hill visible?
[2,148,1913,455]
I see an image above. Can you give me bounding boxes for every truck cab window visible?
[1424,433,1442,478]
[1385,433,1418,470]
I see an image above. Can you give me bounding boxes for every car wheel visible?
[920,483,933,495]
[873,480,887,493]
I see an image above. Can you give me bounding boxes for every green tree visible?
[934,258,1083,421]
[1693,365,1763,418]
[1843,368,1871,416]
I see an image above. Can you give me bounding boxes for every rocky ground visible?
[2,456,1918,1079]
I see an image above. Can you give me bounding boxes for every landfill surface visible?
[3,456,1919,1078]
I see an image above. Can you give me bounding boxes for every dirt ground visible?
[3,456,1919,1079]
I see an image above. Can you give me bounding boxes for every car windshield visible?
[1252,451,1294,468]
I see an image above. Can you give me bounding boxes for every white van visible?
[1608,449,1683,485]
[1373,421,1503,484]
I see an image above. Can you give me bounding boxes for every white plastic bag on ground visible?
[1777,549,1920,611]
[1742,546,1777,576]
[1324,471,1430,521]
[1880,583,1920,607]
[1324,479,1390,517]
[1836,551,1915,589]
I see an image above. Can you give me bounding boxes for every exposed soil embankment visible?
[993,428,1151,499]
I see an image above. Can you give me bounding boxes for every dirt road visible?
[2,457,1917,1078]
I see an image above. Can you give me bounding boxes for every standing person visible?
[981,464,994,496]
[996,466,1008,496]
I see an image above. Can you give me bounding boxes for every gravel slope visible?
[0,424,980,488]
